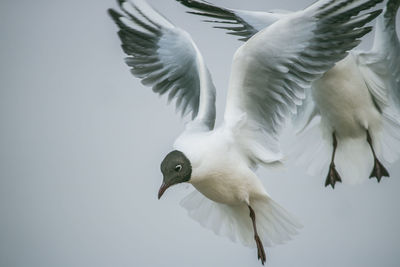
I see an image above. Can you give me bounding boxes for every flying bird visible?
[109,0,383,264]
[177,0,400,188]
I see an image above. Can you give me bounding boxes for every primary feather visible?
[109,0,216,130]
[223,0,382,167]
[109,0,386,263]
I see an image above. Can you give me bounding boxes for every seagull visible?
[109,0,383,264]
[177,0,400,188]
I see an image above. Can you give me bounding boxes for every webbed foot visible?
[366,130,390,183]
[369,158,389,182]
[255,234,266,265]
[325,163,342,189]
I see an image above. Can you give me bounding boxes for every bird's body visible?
[109,0,385,264]
[312,54,382,139]
[179,0,400,187]
[175,128,267,206]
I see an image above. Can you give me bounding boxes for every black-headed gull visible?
[178,0,400,188]
[109,0,383,264]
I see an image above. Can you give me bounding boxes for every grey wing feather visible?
[109,0,216,130]
[356,0,400,112]
[176,0,289,41]
[224,0,383,166]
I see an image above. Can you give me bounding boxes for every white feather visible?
[110,0,387,260]
[180,190,302,247]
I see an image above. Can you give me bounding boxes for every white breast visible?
[174,129,266,206]
[312,53,382,138]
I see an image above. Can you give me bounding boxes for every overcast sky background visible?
[0,0,399,266]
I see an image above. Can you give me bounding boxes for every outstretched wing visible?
[223,0,383,166]
[109,0,216,130]
[176,0,290,41]
[356,0,400,112]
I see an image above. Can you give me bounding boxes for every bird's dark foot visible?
[369,158,389,182]
[254,234,266,265]
[325,163,342,189]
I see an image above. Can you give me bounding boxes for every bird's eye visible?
[174,164,182,172]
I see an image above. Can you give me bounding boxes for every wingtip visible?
[117,0,127,8]
[108,8,121,20]
[108,0,127,18]
[359,9,383,26]
[177,0,199,7]
[370,8,383,19]
[362,26,373,35]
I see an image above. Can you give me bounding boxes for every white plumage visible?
[109,0,385,264]
[297,0,400,186]
[180,0,400,187]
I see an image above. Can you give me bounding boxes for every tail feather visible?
[290,118,331,179]
[180,190,302,248]
[380,111,400,163]
[290,111,400,185]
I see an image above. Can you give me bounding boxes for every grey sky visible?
[0,0,399,266]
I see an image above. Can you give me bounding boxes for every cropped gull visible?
[109,0,383,263]
[178,0,400,188]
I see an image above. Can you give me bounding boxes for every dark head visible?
[158,150,192,199]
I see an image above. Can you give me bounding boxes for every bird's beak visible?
[158,182,170,199]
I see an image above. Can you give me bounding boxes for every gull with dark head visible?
[178,0,400,188]
[109,0,383,264]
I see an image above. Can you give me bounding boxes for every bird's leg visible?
[248,205,266,265]
[325,132,342,189]
[366,130,389,182]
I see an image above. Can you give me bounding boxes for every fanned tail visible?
[180,190,302,248]
[379,111,400,164]
[291,112,400,185]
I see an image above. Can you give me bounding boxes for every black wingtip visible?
[187,11,201,15]
[363,26,373,33]
[117,0,126,8]
[177,0,202,8]
[368,9,383,20]
[108,8,121,21]
[108,8,128,30]
[176,0,195,9]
